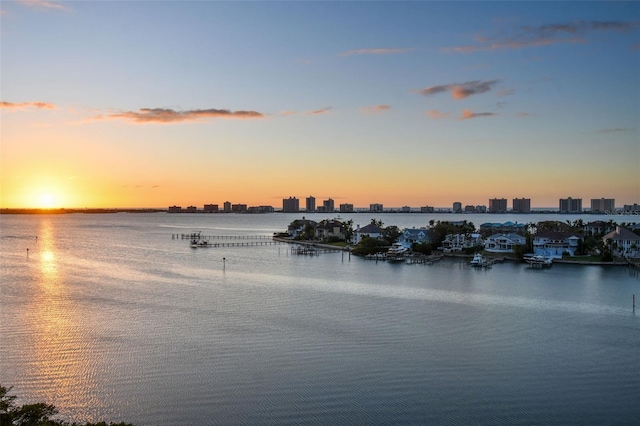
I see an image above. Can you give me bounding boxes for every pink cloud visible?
[359,104,391,115]
[0,101,56,110]
[426,109,450,120]
[96,107,264,123]
[417,80,499,100]
[304,107,333,116]
[19,0,65,10]
[459,109,497,120]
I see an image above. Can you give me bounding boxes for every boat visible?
[387,243,409,259]
[524,254,553,268]
[189,232,214,248]
[470,253,485,267]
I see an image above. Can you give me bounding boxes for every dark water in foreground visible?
[1,213,639,425]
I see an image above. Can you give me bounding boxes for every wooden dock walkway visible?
[176,233,272,240]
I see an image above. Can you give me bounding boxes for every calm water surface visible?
[1,213,639,425]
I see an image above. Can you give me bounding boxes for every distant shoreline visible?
[2,208,638,216]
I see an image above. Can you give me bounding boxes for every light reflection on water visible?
[1,213,639,426]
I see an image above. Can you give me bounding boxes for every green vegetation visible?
[351,236,389,256]
[0,385,134,426]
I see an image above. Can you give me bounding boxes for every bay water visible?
[1,213,639,425]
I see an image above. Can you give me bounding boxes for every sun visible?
[38,193,57,209]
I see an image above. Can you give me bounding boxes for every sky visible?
[1,0,639,209]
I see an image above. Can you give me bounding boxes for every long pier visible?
[176,233,272,240]
[192,241,285,248]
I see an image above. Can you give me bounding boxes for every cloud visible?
[516,112,534,117]
[340,48,413,57]
[416,80,499,100]
[459,109,497,120]
[19,0,65,10]
[595,128,631,134]
[304,107,333,116]
[359,104,391,115]
[447,20,639,53]
[0,101,56,110]
[426,109,450,120]
[279,110,296,116]
[97,107,264,123]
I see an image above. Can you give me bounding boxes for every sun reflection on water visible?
[28,218,100,422]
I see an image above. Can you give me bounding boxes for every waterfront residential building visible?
[603,227,640,258]
[559,197,582,213]
[231,204,247,213]
[479,221,526,235]
[247,205,274,213]
[223,201,232,213]
[204,204,219,213]
[282,197,299,213]
[306,196,316,212]
[370,203,384,213]
[421,206,435,213]
[168,205,182,213]
[533,231,581,258]
[484,233,527,253]
[489,198,507,213]
[315,219,344,240]
[398,228,430,249]
[354,223,384,244]
[464,205,476,213]
[401,206,411,213]
[512,198,531,213]
[476,205,487,213]
[339,203,354,213]
[624,204,639,214]
[591,198,615,213]
[287,218,317,238]
[439,233,483,252]
[452,202,462,213]
[185,206,198,213]
[583,221,614,236]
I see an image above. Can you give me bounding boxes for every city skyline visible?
[1,1,639,209]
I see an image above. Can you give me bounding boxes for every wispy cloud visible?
[595,128,632,134]
[448,20,640,53]
[279,110,296,116]
[425,109,450,120]
[340,47,413,57]
[19,0,66,10]
[516,112,534,117]
[96,107,264,124]
[459,109,497,120]
[1,101,56,110]
[359,104,391,115]
[416,80,500,100]
[304,107,333,116]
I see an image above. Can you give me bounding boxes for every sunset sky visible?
[1,1,639,209]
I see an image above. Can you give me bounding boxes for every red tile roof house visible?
[603,227,640,259]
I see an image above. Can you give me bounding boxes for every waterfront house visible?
[287,218,318,239]
[484,233,527,253]
[583,220,614,236]
[533,231,581,258]
[398,228,430,249]
[479,221,527,235]
[602,227,640,258]
[315,219,345,241]
[354,223,384,244]
[439,233,483,252]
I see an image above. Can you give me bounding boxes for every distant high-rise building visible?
[306,196,316,212]
[421,206,435,213]
[489,198,507,213]
[186,206,198,213]
[512,198,531,213]
[559,197,582,213]
[282,197,299,212]
[476,205,487,213]
[624,203,639,213]
[168,205,182,213]
[204,204,218,213]
[370,203,384,213]
[339,203,354,213]
[590,198,615,213]
[323,198,335,212]
[232,204,247,212]
[452,202,462,213]
[223,201,232,212]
